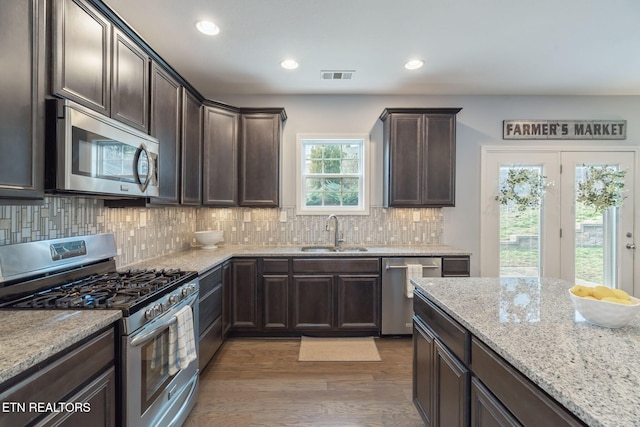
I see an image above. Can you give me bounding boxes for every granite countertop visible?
[0,310,122,386]
[412,276,640,427]
[123,244,471,274]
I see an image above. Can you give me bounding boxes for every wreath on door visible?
[576,165,627,212]
[495,168,550,212]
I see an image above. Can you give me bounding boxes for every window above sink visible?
[295,134,370,216]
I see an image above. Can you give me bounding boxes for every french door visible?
[481,148,636,296]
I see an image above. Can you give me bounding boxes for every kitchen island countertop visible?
[0,310,122,386]
[123,244,471,274]
[412,276,640,427]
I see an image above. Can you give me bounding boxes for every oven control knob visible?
[169,294,179,305]
[154,303,163,315]
[181,288,190,297]
[145,309,155,320]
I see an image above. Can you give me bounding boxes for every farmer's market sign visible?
[503,120,626,140]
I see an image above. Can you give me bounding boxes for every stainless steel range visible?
[0,234,199,427]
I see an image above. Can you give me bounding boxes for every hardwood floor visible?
[184,337,425,427]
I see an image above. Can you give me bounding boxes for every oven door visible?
[122,292,199,427]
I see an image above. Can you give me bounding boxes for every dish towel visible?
[168,305,197,375]
[405,264,423,298]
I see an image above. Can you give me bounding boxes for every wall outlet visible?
[413,211,421,222]
[279,210,287,222]
[243,211,252,222]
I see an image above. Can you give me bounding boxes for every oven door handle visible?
[130,316,177,347]
[129,291,198,347]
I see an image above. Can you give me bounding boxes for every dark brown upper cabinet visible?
[181,90,202,205]
[0,0,46,202]
[202,104,239,206]
[238,109,286,207]
[150,62,182,205]
[52,0,111,116]
[52,0,149,132]
[380,108,462,207]
[111,28,149,132]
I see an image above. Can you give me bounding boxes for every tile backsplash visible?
[196,206,443,246]
[0,196,196,267]
[0,198,443,267]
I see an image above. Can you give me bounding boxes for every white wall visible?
[215,94,640,275]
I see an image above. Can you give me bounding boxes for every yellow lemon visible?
[570,285,593,298]
[602,296,632,305]
[611,288,631,301]
[582,296,598,300]
[592,286,616,300]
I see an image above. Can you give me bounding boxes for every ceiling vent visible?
[321,70,355,80]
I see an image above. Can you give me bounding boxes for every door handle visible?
[626,243,636,250]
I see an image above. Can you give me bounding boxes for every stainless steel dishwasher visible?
[381,257,442,335]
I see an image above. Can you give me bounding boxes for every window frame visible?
[295,133,370,216]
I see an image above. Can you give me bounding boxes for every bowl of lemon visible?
[569,285,640,328]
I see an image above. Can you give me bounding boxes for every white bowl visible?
[568,290,640,328]
[194,231,224,249]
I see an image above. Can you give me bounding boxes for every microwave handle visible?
[133,143,151,192]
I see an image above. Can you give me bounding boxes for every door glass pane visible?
[574,164,618,287]
[499,165,542,277]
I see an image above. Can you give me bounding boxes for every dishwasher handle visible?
[384,264,440,270]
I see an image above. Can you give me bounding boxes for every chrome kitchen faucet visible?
[326,214,345,249]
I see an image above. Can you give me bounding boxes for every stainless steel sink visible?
[300,246,368,252]
[300,246,337,252]
[337,247,368,252]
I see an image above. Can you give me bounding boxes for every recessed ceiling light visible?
[404,59,424,70]
[196,20,220,36]
[280,59,299,70]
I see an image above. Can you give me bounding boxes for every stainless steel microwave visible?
[46,99,159,198]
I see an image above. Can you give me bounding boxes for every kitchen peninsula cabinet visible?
[181,91,202,205]
[238,109,287,207]
[52,0,149,132]
[380,108,462,207]
[413,288,585,427]
[0,0,45,202]
[149,62,182,204]
[203,104,239,206]
[0,327,116,427]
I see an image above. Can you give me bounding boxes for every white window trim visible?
[296,133,370,216]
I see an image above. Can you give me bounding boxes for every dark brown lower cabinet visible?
[413,317,469,427]
[198,265,224,372]
[231,259,259,329]
[229,257,380,336]
[263,275,289,329]
[292,275,334,329]
[471,377,521,427]
[0,327,116,427]
[414,289,586,427]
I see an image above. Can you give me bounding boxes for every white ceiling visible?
[103,0,640,99]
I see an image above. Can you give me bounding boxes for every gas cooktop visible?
[0,269,195,311]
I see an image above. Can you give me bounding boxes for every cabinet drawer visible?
[442,257,470,277]
[199,317,223,372]
[199,283,222,332]
[471,337,585,427]
[200,265,222,295]
[414,290,469,364]
[263,258,289,274]
[292,258,380,274]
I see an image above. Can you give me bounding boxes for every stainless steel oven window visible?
[141,328,175,413]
